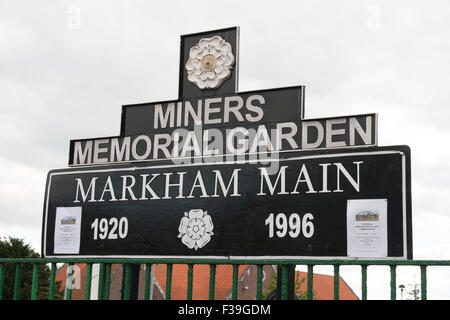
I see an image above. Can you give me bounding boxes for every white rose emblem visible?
[178,209,214,250]
[185,36,235,89]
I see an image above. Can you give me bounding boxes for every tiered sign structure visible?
[42,27,412,260]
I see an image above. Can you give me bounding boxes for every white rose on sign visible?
[178,209,214,250]
[185,36,235,89]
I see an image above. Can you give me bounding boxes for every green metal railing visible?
[0,258,449,300]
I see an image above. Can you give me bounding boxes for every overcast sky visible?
[1,0,450,299]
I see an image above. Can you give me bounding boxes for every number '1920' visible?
[91,217,128,240]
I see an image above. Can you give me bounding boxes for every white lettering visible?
[223,96,244,123]
[74,177,97,202]
[245,95,265,122]
[302,121,324,149]
[334,161,363,192]
[93,139,109,164]
[139,174,161,200]
[120,175,137,201]
[326,118,346,148]
[257,166,289,195]
[131,135,152,160]
[154,103,175,129]
[153,134,171,159]
[276,122,298,150]
[73,141,92,165]
[187,171,209,198]
[110,137,131,162]
[163,172,186,199]
[98,176,117,202]
[349,116,372,146]
[212,169,241,197]
[291,164,317,194]
[204,98,222,124]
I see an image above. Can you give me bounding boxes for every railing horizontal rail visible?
[1,258,450,266]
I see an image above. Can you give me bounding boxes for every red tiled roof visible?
[295,271,359,300]
[152,264,249,300]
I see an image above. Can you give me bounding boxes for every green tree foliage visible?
[262,271,315,300]
[0,237,63,300]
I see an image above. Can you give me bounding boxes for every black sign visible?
[121,86,304,135]
[42,146,412,259]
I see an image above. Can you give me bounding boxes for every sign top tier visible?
[71,26,378,166]
[178,27,239,100]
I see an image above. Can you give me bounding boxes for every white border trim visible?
[44,150,409,260]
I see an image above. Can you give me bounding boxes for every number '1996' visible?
[265,213,314,238]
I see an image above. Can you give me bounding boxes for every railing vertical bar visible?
[13,263,21,300]
[232,264,239,300]
[31,263,38,300]
[307,264,314,300]
[421,265,427,301]
[84,263,92,300]
[187,264,194,300]
[98,263,105,300]
[49,262,56,300]
[0,263,4,300]
[65,263,73,301]
[390,265,397,300]
[144,263,152,300]
[209,264,216,300]
[165,264,173,300]
[123,264,131,300]
[281,265,288,300]
[104,263,111,300]
[333,265,340,300]
[256,265,263,300]
[361,265,368,300]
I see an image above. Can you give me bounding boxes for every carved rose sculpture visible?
[185,36,235,89]
[178,209,214,250]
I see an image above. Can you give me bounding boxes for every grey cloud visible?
[1,1,450,269]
